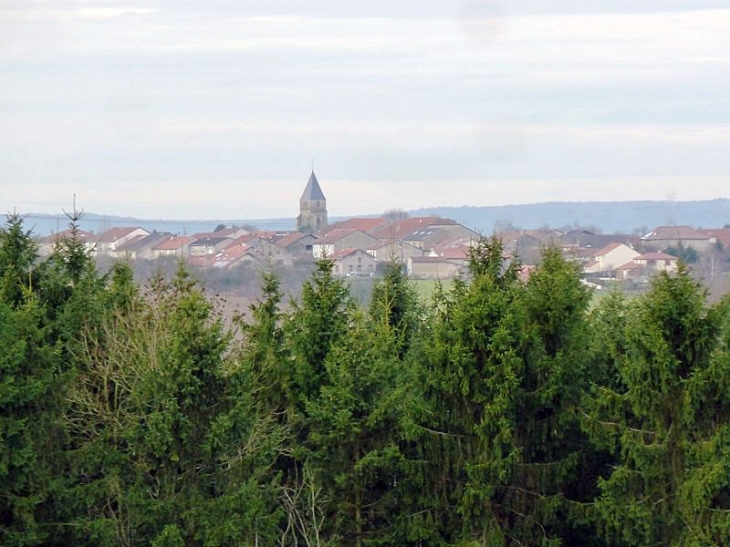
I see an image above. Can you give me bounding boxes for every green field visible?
[410,278,454,303]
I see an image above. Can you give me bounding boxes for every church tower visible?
[297,170,328,233]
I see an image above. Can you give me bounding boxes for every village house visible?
[407,256,464,279]
[151,236,192,258]
[372,216,452,242]
[330,247,376,277]
[498,230,544,251]
[425,236,476,275]
[402,227,453,252]
[633,252,679,273]
[210,227,251,239]
[614,261,642,280]
[95,227,150,255]
[111,232,174,261]
[698,228,730,251]
[561,230,636,250]
[615,252,679,280]
[232,234,295,267]
[188,236,233,256]
[210,242,269,269]
[273,231,318,256]
[367,240,422,265]
[583,243,640,275]
[311,228,380,258]
[37,228,96,257]
[641,226,715,253]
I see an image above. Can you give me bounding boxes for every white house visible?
[584,243,640,274]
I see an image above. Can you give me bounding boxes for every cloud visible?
[1,3,729,217]
[0,5,155,23]
[76,8,156,19]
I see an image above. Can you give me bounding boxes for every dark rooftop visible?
[300,170,326,201]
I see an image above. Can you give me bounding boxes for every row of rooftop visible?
[37,220,730,279]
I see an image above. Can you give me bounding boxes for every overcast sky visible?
[1,0,728,220]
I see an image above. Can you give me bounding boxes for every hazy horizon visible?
[2,1,729,219]
[10,194,730,224]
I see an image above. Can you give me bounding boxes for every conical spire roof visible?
[300,170,326,201]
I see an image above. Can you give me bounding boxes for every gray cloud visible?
[1,1,728,218]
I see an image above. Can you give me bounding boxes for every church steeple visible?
[300,170,326,202]
[297,170,328,233]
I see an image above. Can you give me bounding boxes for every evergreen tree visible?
[0,212,39,307]
[0,296,61,546]
[305,310,412,546]
[287,257,354,408]
[369,261,421,359]
[206,267,292,545]
[239,267,291,415]
[586,265,730,545]
[511,246,596,545]
[0,214,67,545]
[415,241,598,545]
[62,262,148,546]
[416,237,526,544]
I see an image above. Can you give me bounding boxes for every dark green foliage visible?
[585,265,730,546]
[62,263,285,545]
[5,212,730,546]
[305,313,406,545]
[415,237,526,543]
[0,298,61,546]
[0,213,39,307]
[415,241,599,545]
[239,268,290,413]
[512,247,597,545]
[0,214,68,545]
[370,261,421,358]
[287,256,354,405]
[666,244,699,264]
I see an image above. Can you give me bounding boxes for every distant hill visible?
[411,199,730,234]
[16,198,730,238]
[20,213,296,237]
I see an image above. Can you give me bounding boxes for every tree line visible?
[2,212,730,546]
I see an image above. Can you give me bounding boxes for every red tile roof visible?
[700,228,730,249]
[437,245,470,260]
[635,252,677,261]
[274,231,309,248]
[616,261,641,271]
[211,243,265,267]
[324,217,392,234]
[153,236,192,251]
[593,242,623,257]
[96,226,147,243]
[39,229,95,244]
[329,247,365,260]
[642,226,710,241]
[373,216,454,240]
[316,228,360,244]
[186,255,215,268]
